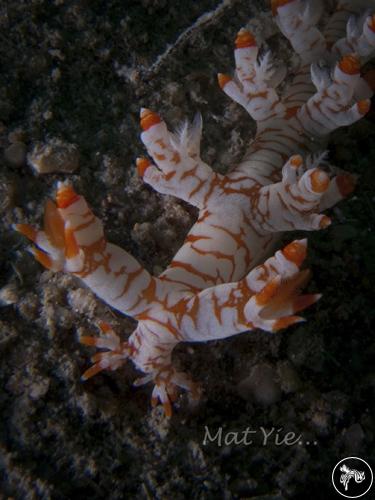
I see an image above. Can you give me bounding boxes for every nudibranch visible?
[15,0,375,416]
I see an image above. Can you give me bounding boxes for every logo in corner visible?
[332,457,373,498]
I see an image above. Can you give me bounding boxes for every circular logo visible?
[332,457,373,498]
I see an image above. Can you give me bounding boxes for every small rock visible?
[0,283,19,305]
[29,377,50,400]
[238,363,282,407]
[28,138,79,174]
[4,141,27,167]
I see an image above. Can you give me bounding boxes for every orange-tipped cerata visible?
[271,0,295,16]
[56,183,80,209]
[217,73,232,89]
[14,223,37,242]
[272,315,304,332]
[140,108,161,131]
[136,157,152,177]
[357,99,371,115]
[290,155,303,168]
[338,54,360,75]
[30,247,53,270]
[79,336,99,346]
[336,174,356,197]
[81,364,105,381]
[235,29,256,49]
[256,278,280,306]
[319,215,331,229]
[310,170,330,193]
[98,321,113,333]
[44,199,65,249]
[64,226,79,259]
[282,240,307,267]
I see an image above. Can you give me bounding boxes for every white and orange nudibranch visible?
[15,0,375,417]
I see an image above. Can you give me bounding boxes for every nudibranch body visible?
[16,0,375,416]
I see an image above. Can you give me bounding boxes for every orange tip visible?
[272,315,305,332]
[14,223,37,242]
[282,239,307,267]
[357,99,371,115]
[271,0,295,16]
[29,246,53,270]
[235,29,256,49]
[338,54,360,75]
[98,321,113,333]
[79,336,98,346]
[290,155,303,168]
[81,363,104,381]
[336,174,356,197]
[319,215,331,229]
[310,169,330,193]
[56,182,80,209]
[136,157,151,176]
[140,108,161,131]
[368,14,375,33]
[217,73,232,89]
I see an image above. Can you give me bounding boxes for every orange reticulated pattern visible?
[56,184,80,209]
[140,109,161,131]
[338,54,360,75]
[235,29,256,49]
[271,0,295,16]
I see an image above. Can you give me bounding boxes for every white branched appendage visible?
[15,0,374,417]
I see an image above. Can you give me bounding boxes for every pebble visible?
[28,138,79,174]
[0,283,19,305]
